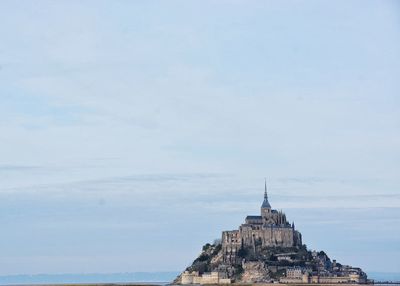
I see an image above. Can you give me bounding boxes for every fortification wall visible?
[222,230,241,263]
[240,226,297,247]
[181,271,231,284]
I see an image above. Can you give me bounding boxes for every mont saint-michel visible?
[174,182,368,285]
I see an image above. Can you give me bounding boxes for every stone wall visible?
[181,271,231,285]
[240,226,298,248]
[222,230,241,263]
[222,225,302,263]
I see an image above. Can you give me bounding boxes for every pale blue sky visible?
[0,0,399,275]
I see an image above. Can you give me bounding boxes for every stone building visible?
[181,271,231,284]
[280,267,312,283]
[222,181,302,263]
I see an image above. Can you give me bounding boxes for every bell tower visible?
[261,179,271,218]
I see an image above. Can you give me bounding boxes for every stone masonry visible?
[222,180,302,264]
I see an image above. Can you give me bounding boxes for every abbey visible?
[176,181,368,285]
[173,183,369,285]
[222,181,302,264]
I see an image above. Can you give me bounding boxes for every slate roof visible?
[261,198,271,208]
[246,215,262,220]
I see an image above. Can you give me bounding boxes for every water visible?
[1,271,399,285]
[0,272,179,285]
[368,272,400,283]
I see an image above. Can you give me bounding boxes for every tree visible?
[202,243,211,251]
[237,247,249,258]
[213,238,222,246]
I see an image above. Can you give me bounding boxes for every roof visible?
[246,215,262,220]
[261,198,271,208]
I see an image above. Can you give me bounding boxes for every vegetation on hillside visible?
[183,239,339,283]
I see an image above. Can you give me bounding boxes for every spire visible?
[261,178,271,209]
[264,178,268,200]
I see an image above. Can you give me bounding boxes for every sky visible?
[0,0,399,276]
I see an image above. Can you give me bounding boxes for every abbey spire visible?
[264,178,268,199]
[261,178,271,209]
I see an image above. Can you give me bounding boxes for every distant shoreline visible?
[0,272,179,286]
[3,282,400,286]
[0,283,167,286]
[0,271,399,286]
[2,283,396,286]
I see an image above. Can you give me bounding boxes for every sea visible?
[0,271,399,285]
[0,272,179,285]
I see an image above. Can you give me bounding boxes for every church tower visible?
[261,179,271,218]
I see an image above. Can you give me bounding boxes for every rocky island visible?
[174,181,368,285]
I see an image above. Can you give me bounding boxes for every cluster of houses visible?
[281,263,368,284]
